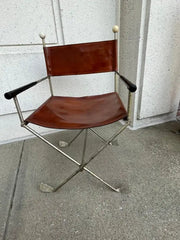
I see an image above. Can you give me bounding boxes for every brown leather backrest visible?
[43,40,117,76]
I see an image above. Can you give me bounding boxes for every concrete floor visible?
[0,121,179,240]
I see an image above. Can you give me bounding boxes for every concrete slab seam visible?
[2,141,25,240]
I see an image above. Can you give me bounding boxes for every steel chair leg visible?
[23,123,129,193]
[90,128,119,146]
[40,130,88,192]
[84,168,120,192]
[40,168,82,193]
[39,167,119,193]
[80,129,88,166]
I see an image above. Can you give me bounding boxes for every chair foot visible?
[39,182,55,193]
[84,167,120,193]
[59,130,84,148]
[114,188,120,193]
[108,139,119,146]
[59,140,69,148]
[90,129,119,146]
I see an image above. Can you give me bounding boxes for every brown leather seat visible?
[25,92,127,129]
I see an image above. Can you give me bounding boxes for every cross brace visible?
[23,122,129,193]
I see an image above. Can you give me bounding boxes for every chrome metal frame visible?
[80,129,88,167]
[11,27,134,193]
[39,34,54,96]
[48,76,54,96]
[113,27,119,93]
[90,128,118,146]
[23,124,127,193]
[12,94,131,193]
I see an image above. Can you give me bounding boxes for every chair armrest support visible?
[4,76,48,100]
[115,71,137,93]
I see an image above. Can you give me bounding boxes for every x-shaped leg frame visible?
[23,122,129,193]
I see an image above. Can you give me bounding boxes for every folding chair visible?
[4,26,137,193]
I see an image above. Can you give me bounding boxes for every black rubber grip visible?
[4,81,38,100]
[116,71,137,92]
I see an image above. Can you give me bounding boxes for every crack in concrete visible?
[2,140,25,240]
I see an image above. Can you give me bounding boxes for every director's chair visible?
[4,26,137,193]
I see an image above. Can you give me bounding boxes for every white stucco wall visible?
[119,0,180,129]
[138,0,180,119]
[1,0,179,143]
[0,0,117,144]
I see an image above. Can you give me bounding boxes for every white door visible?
[0,0,117,143]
